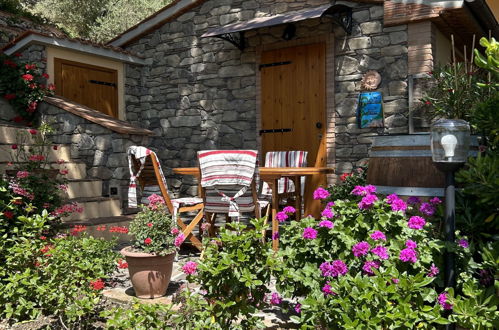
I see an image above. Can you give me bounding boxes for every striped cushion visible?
[198,150,258,216]
[263,151,308,195]
[204,185,256,213]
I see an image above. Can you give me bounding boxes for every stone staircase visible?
[0,123,132,242]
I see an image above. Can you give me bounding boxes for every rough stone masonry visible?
[123,0,409,193]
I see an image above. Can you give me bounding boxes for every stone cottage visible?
[107,0,497,190]
[2,0,498,213]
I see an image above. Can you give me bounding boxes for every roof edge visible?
[107,0,205,48]
[2,31,145,65]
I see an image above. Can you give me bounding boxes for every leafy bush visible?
[102,300,176,330]
[275,186,450,327]
[183,218,276,328]
[326,166,366,201]
[456,152,499,241]
[128,194,179,256]
[0,224,117,326]
[419,63,489,122]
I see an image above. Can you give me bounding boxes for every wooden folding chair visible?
[261,151,308,220]
[127,146,204,250]
[197,150,268,237]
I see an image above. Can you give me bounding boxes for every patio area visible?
[0,0,498,328]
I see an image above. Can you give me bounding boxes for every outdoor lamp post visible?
[430,119,470,324]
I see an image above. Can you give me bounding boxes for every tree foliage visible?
[16,0,170,43]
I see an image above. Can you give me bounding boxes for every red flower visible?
[29,155,45,162]
[147,223,153,227]
[425,101,431,105]
[12,116,23,123]
[27,102,37,113]
[117,259,128,269]
[42,73,49,79]
[89,279,105,290]
[3,94,16,100]
[4,211,14,219]
[53,145,58,150]
[428,71,433,75]
[3,59,16,67]
[22,74,34,82]
[340,173,351,181]
[29,83,37,89]
[59,169,69,175]
[25,63,36,70]
[144,237,152,245]
[40,236,47,240]
[11,144,17,150]
[48,84,56,91]
[29,129,38,135]
[40,245,53,254]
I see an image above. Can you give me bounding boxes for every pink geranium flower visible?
[319,220,334,229]
[182,261,198,275]
[313,187,330,200]
[371,245,389,260]
[302,227,317,239]
[399,248,417,263]
[370,230,386,241]
[352,241,370,257]
[408,216,426,230]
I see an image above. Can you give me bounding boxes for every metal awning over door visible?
[201,3,353,50]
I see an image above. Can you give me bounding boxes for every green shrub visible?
[102,300,176,330]
[326,165,367,201]
[275,185,449,327]
[128,194,178,256]
[183,218,276,328]
[0,231,117,326]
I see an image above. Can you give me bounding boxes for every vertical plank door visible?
[260,43,327,217]
[54,58,118,118]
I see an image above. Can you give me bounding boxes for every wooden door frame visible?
[54,57,119,118]
[256,34,336,185]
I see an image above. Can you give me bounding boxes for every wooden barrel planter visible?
[367,134,477,197]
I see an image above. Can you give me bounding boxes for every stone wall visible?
[333,4,409,174]
[123,0,410,191]
[39,102,151,203]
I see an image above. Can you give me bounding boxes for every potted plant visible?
[121,194,180,298]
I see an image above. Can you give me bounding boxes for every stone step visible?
[66,179,103,199]
[0,161,87,180]
[0,124,36,144]
[63,197,122,221]
[0,144,72,162]
[64,215,135,244]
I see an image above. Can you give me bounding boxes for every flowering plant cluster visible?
[0,206,119,326]
[3,123,78,222]
[0,53,55,123]
[274,185,456,327]
[127,194,180,256]
[325,165,367,201]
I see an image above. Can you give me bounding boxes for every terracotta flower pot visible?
[120,246,176,299]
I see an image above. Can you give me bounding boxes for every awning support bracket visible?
[216,31,245,51]
[324,5,353,35]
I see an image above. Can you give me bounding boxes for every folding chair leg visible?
[178,210,204,251]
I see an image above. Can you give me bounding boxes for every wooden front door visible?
[54,58,118,118]
[260,42,326,216]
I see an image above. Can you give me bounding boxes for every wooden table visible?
[173,167,334,250]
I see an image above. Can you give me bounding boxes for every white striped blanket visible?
[198,150,258,217]
[127,146,202,216]
[262,150,308,195]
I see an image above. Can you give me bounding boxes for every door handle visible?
[316,122,322,129]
